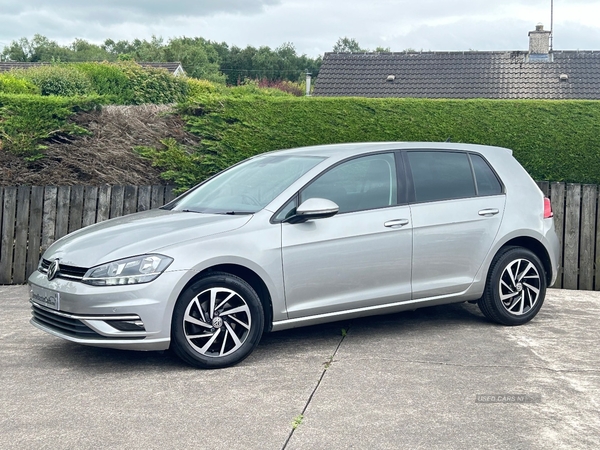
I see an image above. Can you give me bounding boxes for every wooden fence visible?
[0,182,598,289]
[537,182,598,290]
[0,185,176,284]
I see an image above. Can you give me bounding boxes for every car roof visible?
[267,142,513,159]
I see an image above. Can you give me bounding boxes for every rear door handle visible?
[478,208,499,216]
[384,219,409,228]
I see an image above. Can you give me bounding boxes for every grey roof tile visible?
[314,51,600,99]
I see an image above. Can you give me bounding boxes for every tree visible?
[163,37,225,83]
[332,37,366,53]
[69,39,111,61]
[1,35,69,61]
[1,34,322,84]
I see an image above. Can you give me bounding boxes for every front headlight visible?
[82,254,173,286]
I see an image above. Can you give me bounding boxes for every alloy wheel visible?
[183,287,252,357]
[498,258,541,316]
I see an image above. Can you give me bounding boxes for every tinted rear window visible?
[408,151,476,202]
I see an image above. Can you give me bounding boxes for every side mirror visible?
[284,198,339,224]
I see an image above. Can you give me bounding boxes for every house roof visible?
[313,51,600,99]
[0,61,185,76]
[137,62,185,76]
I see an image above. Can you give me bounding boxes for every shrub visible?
[257,78,304,96]
[12,65,94,96]
[116,62,189,104]
[73,62,132,103]
[0,74,40,95]
[226,79,293,98]
[0,93,100,159]
[135,138,205,190]
[186,78,222,100]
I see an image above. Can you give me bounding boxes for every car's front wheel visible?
[478,246,547,326]
[171,272,264,369]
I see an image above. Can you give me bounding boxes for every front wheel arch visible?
[177,264,274,333]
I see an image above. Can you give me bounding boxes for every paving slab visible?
[286,290,600,450]
[1,286,599,449]
[0,285,341,450]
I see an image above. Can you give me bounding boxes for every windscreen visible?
[169,154,325,214]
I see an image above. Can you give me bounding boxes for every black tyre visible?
[171,272,264,369]
[478,246,547,326]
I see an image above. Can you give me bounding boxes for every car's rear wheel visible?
[171,272,264,369]
[478,246,547,325]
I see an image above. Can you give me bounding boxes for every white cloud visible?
[1,0,600,56]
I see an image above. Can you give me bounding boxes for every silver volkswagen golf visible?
[29,142,559,368]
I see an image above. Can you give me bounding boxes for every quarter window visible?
[470,154,503,196]
[300,153,398,214]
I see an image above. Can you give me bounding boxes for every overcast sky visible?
[1,1,599,56]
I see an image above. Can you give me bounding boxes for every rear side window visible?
[408,151,475,202]
[470,154,502,196]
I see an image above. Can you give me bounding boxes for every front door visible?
[281,152,413,318]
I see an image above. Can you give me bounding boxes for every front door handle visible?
[478,208,499,217]
[384,219,409,228]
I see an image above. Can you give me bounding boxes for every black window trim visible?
[270,150,408,224]
[403,149,505,205]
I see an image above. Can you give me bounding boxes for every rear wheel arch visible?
[498,236,553,285]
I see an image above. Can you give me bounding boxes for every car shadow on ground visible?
[33,301,490,373]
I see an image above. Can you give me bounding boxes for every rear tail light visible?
[543,197,553,219]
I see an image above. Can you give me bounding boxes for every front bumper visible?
[28,269,188,351]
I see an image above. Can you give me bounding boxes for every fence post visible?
[26,187,44,279]
[579,185,597,290]
[563,184,581,290]
[0,187,16,284]
[41,186,57,255]
[12,187,31,284]
[550,182,565,288]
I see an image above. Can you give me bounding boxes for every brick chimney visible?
[529,23,551,54]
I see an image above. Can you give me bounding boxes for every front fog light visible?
[82,254,173,286]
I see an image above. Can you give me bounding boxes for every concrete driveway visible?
[1,286,599,450]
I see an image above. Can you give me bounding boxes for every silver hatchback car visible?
[29,142,559,368]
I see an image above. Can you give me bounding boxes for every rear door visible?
[406,150,506,299]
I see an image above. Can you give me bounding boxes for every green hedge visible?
[98,62,188,104]
[8,62,188,104]
[0,93,100,158]
[11,65,94,96]
[0,73,40,95]
[143,97,600,188]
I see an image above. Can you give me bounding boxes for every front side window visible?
[299,153,397,214]
[408,151,476,203]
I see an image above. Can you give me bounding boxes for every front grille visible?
[31,303,102,339]
[40,259,88,281]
